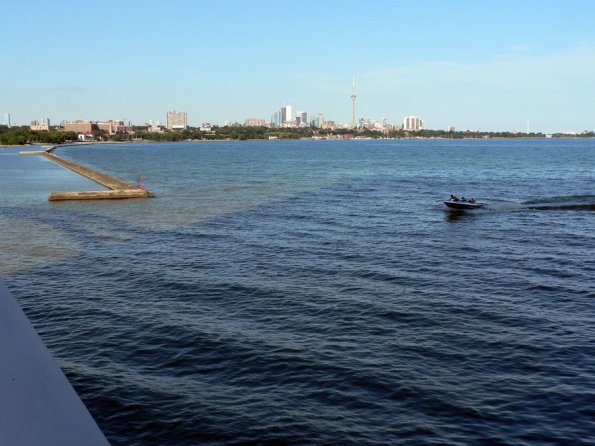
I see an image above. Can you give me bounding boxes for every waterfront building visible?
[403,115,424,131]
[166,111,188,130]
[64,119,131,135]
[97,120,131,135]
[244,118,266,127]
[64,120,97,134]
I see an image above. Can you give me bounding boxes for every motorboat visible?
[444,195,485,210]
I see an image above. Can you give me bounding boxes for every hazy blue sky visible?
[2,0,595,132]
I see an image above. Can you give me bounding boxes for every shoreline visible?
[3,134,593,150]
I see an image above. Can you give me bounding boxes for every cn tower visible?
[351,76,356,128]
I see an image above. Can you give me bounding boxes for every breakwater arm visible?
[41,152,136,190]
[20,146,153,201]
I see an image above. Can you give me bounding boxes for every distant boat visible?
[444,195,485,210]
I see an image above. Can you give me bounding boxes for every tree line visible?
[2,124,594,146]
[0,126,77,145]
[112,126,595,141]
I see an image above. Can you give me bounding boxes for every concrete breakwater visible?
[20,146,153,201]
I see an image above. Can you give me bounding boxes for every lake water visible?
[1,139,594,445]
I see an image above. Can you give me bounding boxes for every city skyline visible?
[2,1,595,133]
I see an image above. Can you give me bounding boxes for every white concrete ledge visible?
[0,278,109,445]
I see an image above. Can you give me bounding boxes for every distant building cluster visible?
[267,105,330,129]
[358,117,391,133]
[182,105,420,133]
[249,78,420,132]
[251,82,424,132]
[7,80,432,134]
[30,118,50,131]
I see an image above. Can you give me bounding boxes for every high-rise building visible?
[351,76,357,128]
[166,111,187,130]
[3,113,10,128]
[299,112,308,127]
[403,115,424,131]
[284,105,293,123]
[278,105,294,125]
[314,112,324,128]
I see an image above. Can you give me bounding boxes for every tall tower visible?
[351,76,356,128]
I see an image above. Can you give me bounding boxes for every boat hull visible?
[444,201,484,210]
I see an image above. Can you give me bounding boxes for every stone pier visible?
[20,145,153,201]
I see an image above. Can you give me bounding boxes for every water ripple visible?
[3,140,595,445]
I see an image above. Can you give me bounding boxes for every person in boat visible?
[450,194,459,202]
[461,196,467,202]
[469,198,476,204]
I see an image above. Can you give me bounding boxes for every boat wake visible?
[443,195,595,219]
[521,195,595,211]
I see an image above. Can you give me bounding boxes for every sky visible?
[2,0,595,132]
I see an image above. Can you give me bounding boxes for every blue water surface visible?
[1,139,594,445]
